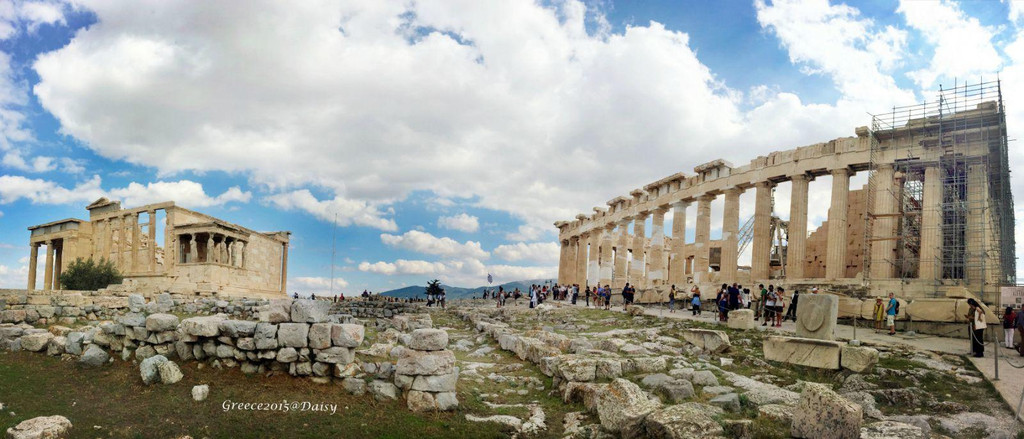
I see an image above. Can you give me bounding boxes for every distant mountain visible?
[378,278,556,299]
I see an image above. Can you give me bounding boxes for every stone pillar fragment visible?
[148,210,157,272]
[787,174,810,279]
[588,229,601,287]
[164,208,176,272]
[648,208,667,287]
[53,243,62,290]
[566,237,578,285]
[558,239,570,285]
[919,165,943,281]
[694,195,713,276]
[630,214,648,287]
[43,240,54,291]
[721,188,741,283]
[131,212,141,273]
[751,182,773,280]
[868,165,897,279]
[27,244,38,291]
[668,201,688,286]
[825,168,850,279]
[599,225,614,287]
[281,241,289,294]
[576,233,589,287]
[613,221,629,289]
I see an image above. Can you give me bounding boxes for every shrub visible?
[59,257,123,290]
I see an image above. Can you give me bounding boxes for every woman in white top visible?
[762,289,776,326]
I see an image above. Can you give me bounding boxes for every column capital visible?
[830,166,851,177]
[45,239,52,245]
[789,172,810,182]
[652,206,668,215]
[671,200,691,209]
[755,180,775,189]
[634,211,650,220]
[723,186,744,196]
[697,193,715,202]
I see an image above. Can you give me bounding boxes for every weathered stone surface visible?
[709,393,740,412]
[331,324,365,348]
[307,323,332,349]
[219,320,257,337]
[795,294,839,340]
[277,323,309,348]
[557,356,597,381]
[5,415,72,439]
[791,382,862,439]
[632,403,724,439]
[192,384,209,401]
[369,380,399,401]
[79,344,109,367]
[46,336,66,356]
[435,392,458,411]
[727,309,756,330]
[158,361,184,384]
[411,368,459,392]
[181,316,225,337]
[343,377,366,395]
[396,349,456,376]
[135,345,157,361]
[691,370,719,387]
[906,299,964,323]
[596,378,661,434]
[757,404,793,423]
[254,323,278,349]
[841,345,879,373]
[65,332,84,356]
[20,332,53,352]
[316,347,355,364]
[763,336,842,369]
[145,313,179,332]
[140,355,169,385]
[290,299,330,323]
[276,347,298,363]
[859,421,926,439]
[680,329,730,353]
[260,299,292,323]
[408,328,448,351]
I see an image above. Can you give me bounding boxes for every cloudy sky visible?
[0,0,1022,293]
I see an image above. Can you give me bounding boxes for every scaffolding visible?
[863,79,1015,302]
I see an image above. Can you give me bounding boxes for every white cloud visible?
[898,0,1001,88]
[380,230,488,259]
[437,213,479,233]
[0,174,250,209]
[2,151,56,172]
[358,259,447,275]
[358,256,552,287]
[289,276,349,294]
[264,189,397,231]
[505,224,549,242]
[108,180,251,208]
[493,242,559,265]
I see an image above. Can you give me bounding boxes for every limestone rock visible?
[396,350,456,376]
[5,415,72,439]
[727,309,756,330]
[709,393,740,412]
[595,378,661,434]
[435,392,458,411]
[691,370,719,387]
[260,299,292,323]
[254,323,278,350]
[369,380,399,401]
[763,336,842,369]
[342,377,366,395]
[140,355,169,385]
[331,324,365,348]
[680,329,730,353]
[290,299,330,323]
[840,345,879,373]
[135,345,156,361]
[859,421,926,439]
[158,361,184,384]
[632,403,724,439]
[757,404,792,423]
[192,384,209,401]
[307,323,332,349]
[181,316,224,337]
[626,305,646,316]
[219,320,257,337]
[20,332,53,352]
[316,347,355,364]
[277,323,309,348]
[411,368,459,392]
[65,332,84,356]
[145,313,179,332]
[276,347,298,363]
[791,382,862,439]
[46,336,66,356]
[79,344,109,367]
[408,328,448,351]
[795,294,839,340]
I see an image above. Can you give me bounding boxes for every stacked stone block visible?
[395,328,458,412]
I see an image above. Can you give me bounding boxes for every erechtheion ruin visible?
[555,81,1015,306]
[25,198,290,298]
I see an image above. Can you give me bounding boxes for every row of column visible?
[27,240,61,291]
[96,210,161,275]
[557,167,858,288]
[179,233,247,268]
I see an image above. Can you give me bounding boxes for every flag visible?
[487,273,493,284]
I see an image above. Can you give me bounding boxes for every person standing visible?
[529,286,537,309]
[742,287,751,309]
[604,285,612,310]
[690,285,702,316]
[784,289,799,322]
[1014,305,1024,356]
[885,292,898,336]
[762,286,776,327]
[755,284,767,321]
[622,283,631,311]
[872,297,885,331]
[1004,306,1016,349]
[966,298,986,358]
[774,288,785,327]
[668,285,676,313]
[584,286,591,307]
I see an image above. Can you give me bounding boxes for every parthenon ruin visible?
[555,81,1015,304]
[26,198,290,298]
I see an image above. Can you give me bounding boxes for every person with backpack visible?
[966,298,987,358]
[885,292,899,336]
[690,285,702,316]
[762,286,776,326]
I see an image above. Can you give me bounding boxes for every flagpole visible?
[330,213,337,297]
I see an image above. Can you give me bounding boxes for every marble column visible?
[148,210,157,272]
[721,188,742,283]
[164,209,176,271]
[53,242,62,290]
[825,168,850,279]
[239,241,247,268]
[112,216,121,269]
[558,239,570,285]
[599,224,614,287]
[648,208,668,287]
[751,182,774,280]
[588,229,601,287]
[630,214,648,287]
[43,241,54,291]
[281,241,289,294]
[188,234,198,263]
[668,201,689,286]
[787,174,810,279]
[576,233,589,286]
[130,213,141,273]
[919,165,943,281]
[566,237,578,285]
[694,195,713,276]
[27,244,38,291]
[869,165,898,279]
[613,220,630,289]
[966,163,998,285]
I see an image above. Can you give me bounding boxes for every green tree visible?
[59,257,123,291]
[425,279,443,301]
